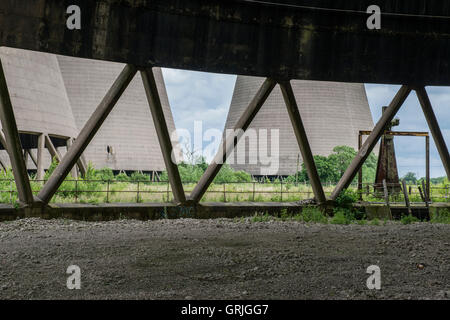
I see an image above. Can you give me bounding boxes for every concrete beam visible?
[27,149,38,168]
[44,134,62,162]
[141,68,186,204]
[279,81,326,204]
[37,64,137,204]
[0,59,34,205]
[330,85,412,200]
[189,78,276,203]
[4,1,450,85]
[415,87,450,179]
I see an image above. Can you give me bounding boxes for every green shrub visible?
[97,167,114,181]
[370,218,380,226]
[335,190,358,209]
[430,208,450,224]
[130,171,150,182]
[301,206,328,223]
[330,209,353,225]
[115,173,130,182]
[401,214,419,225]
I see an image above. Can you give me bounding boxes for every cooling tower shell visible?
[224,76,375,176]
[0,47,79,169]
[57,56,178,172]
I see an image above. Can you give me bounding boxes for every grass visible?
[430,208,450,224]
[1,175,448,205]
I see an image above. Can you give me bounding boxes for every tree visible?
[288,145,378,184]
[402,172,417,184]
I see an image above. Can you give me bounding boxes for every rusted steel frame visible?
[359,131,429,137]
[382,179,393,220]
[189,78,276,202]
[401,180,412,216]
[331,85,412,200]
[36,64,138,204]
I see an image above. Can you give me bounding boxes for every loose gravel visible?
[0,218,448,300]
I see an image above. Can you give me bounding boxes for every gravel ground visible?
[0,218,448,300]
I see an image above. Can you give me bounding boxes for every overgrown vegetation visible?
[285,146,378,184]
[400,214,420,225]
[430,208,450,224]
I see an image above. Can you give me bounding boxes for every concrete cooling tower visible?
[224,76,374,177]
[0,47,79,173]
[57,56,178,173]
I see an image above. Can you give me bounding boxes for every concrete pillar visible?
[66,138,78,179]
[0,59,34,204]
[331,85,412,200]
[37,64,137,204]
[141,68,186,204]
[36,133,45,181]
[279,81,326,204]
[189,78,276,203]
[415,87,450,179]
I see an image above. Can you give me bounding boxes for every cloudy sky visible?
[162,68,449,178]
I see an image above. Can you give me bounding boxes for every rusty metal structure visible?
[0,1,449,208]
[374,106,401,194]
[358,130,431,199]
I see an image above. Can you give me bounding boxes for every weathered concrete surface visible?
[0,202,304,221]
[0,202,447,222]
[2,1,450,85]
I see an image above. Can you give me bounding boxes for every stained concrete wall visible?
[57,56,179,172]
[224,77,374,176]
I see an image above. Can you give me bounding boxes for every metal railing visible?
[0,178,447,204]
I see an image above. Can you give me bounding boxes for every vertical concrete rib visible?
[37,64,137,204]
[279,81,326,204]
[190,78,276,203]
[331,85,412,200]
[415,87,450,179]
[36,134,45,181]
[141,68,186,204]
[0,59,33,204]
[66,138,78,179]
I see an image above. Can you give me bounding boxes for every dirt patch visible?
[0,218,448,299]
